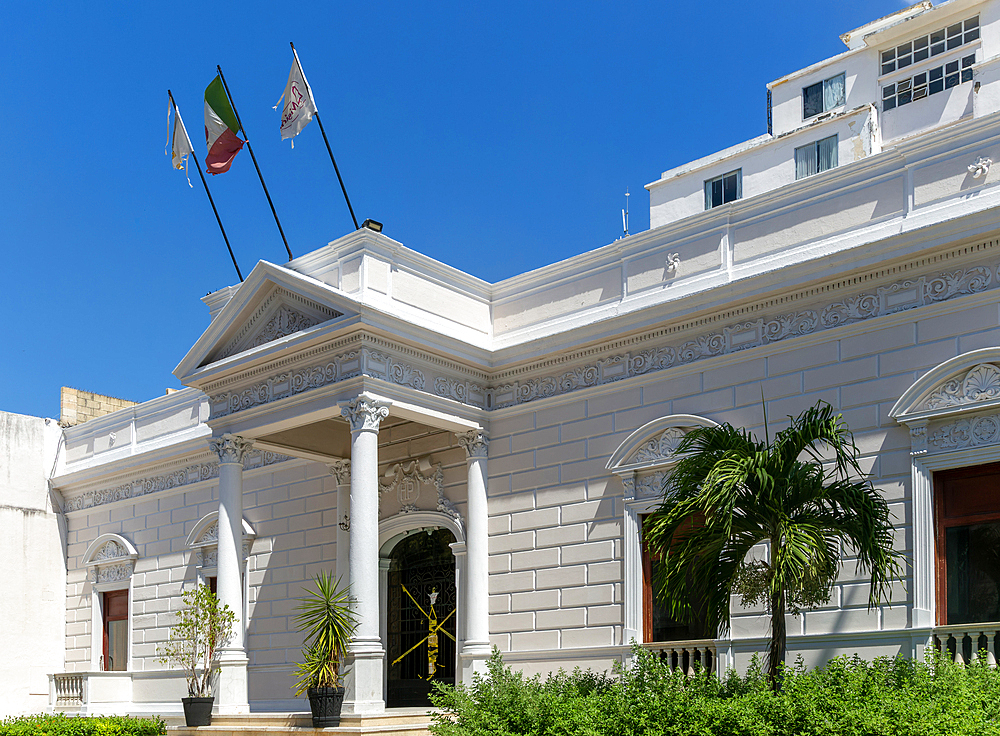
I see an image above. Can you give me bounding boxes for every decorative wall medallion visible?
[63,449,292,512]
[378,460,462,523]
[921,363,1000,410]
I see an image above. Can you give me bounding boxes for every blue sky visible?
[1,0,903,420]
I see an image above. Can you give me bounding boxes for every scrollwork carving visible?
[342,397,390,433]
[209,434,254,465]
[458,430,489,459]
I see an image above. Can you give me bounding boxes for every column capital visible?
[209,434,253,465]
[458,429,489,459]
[328,458,352,485]
[341,397,390,434]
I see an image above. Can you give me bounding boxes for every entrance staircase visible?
[169,710,436,736]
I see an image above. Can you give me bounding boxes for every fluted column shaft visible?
[208,433,253,715]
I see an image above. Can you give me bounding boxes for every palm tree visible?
[643,401,902,689]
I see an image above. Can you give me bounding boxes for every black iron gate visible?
[386,528,457,707]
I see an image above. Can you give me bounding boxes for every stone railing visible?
[643,639,718,675]
[933,623,1000,665]
[51,673,85,708]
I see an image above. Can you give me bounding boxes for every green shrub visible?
[0,714,165,736]
[430,647,1000,736]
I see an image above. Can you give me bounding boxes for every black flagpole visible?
[168,90,243,283]
[291,42,359,231]
[216,65,295,261]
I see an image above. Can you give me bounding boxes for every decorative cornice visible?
[63,448,292,513]
[457,430,489,459]
[204,245,1000,418]
[342,396,390,434]
[209,433,254,464]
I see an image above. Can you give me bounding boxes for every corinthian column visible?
[208,433,253,714]
[340,395,390,715]
[457,429,490,682]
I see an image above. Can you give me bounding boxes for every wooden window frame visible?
[102,589,129,672]
[933,462,1000,625]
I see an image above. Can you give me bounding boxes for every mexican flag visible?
[204,75,244,175]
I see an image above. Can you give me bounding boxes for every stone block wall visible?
[60,387,138,427]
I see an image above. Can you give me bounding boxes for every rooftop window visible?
[795,135,838,179]
[704,170,741,210]
[882,53,976,111]
[881,16,979,75]
[803,73,845,119]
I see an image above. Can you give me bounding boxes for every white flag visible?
[276,50,317,145]
[168,101,195,187]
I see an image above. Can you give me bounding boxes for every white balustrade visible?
[932,623,1000,666]
[642,639,717,675]
[53,673,84,707]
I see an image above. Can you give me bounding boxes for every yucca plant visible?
[292,571,358,696]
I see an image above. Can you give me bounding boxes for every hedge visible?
[430,646,1000,736]
[0,715,165,736]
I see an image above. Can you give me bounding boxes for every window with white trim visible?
[882,53,976,111]
[704,170,741,210]
[795,135,838,179]
[803,73,845,119]
[880,16,979,75]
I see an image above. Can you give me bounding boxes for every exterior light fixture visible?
[362,219,383,233]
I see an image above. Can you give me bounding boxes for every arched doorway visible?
[385,527,457,707]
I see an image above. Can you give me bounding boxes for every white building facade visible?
[6,0,1000,718]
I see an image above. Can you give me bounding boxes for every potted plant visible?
[157,584,236,727]
[292,571,359,727]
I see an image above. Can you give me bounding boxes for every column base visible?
[459,642,492,685]
[341,647,385,715]
[214,651,249,715]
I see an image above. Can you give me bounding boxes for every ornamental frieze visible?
[208,260,998,417]
[928,413,1000,451]
[63,449,292,512]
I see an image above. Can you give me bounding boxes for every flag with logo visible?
[167,100,195,187]
[204,75,245,174]
[275,48,317,146]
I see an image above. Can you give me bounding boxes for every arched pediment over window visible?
[891,348,1000,423]
[185,512,256,569]
[607,414,718,500]
[83,533,139,585]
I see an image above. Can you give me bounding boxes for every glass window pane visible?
[914,47,929,63]
[899,90,912,106]
[803,81,823,118]
[932,41,946,56]
[930,67,944,80]
[704,182,712,211]
[898,79,912,93]
[946,522,1000,625]
[931,29,946,45]
[795,145,816,179]
[962,69,973,83]
[914,73,927,86]
[824,73,845,110]
[966,16,979,30]
[898,54,912,69]
[947,60,959,74]
[946,73,960,89]
[963,54,976,67]
[966,28,980,43]
[898,42,912,56]
[818,135,837,173]
[948,22,964,38]
[108,620,128,671]
[883,83,896,98]
[929,79,944,95]
[914,37,928,51]
[723,172,738,204]
[883,96,897,111]
[913,87,928,100]
[948,35,962,50]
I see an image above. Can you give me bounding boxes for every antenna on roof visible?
[622,188,630,238]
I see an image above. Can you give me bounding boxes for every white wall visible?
[0,412,65,716]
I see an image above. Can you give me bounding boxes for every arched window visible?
[82,534,139,672]
[606,415,718,645]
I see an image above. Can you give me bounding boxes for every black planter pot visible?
[182,696,214,727]
[307,686,346,728]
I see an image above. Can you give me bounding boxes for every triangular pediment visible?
[174,262,356,381]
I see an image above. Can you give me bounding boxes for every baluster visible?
[974,632,985,664]
[685,646,694,677]
[988,630,999,667]
[669,647,678,673]
[953,634,965,667]
[706,645,715,675]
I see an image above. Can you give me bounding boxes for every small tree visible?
[644,401,902,689]
[292,572,358,696]
[158,584,236,697]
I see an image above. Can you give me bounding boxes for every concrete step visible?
[169,709,437,736]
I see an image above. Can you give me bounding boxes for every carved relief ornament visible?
[342,396,391,433]
[209,433,254,464]
[458,430,489,459]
